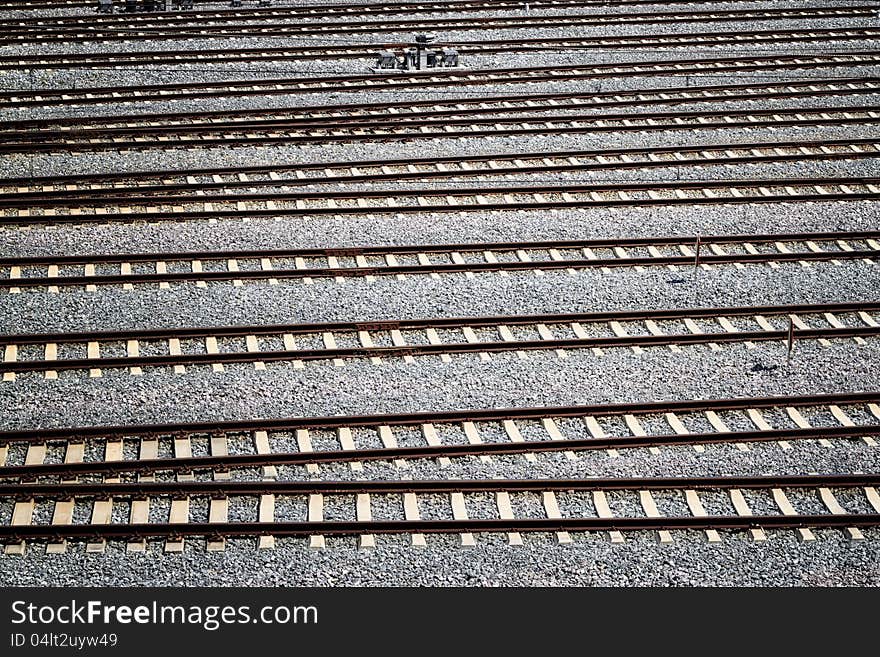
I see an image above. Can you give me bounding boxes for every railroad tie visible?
[191,259,207,288]
[322,332,345,367]
[494,487,523,546]
[338,427,363,471]
[245,334,266,370]
[8,265,21,295]
[167,338,186,374]
[644,319,682,353]
[295,429,319,474]
[684,490,721,543]
[774,241,810,268]
[120,262,133,291]
[747,407,791,450]
[609,321,643,354]
[785,407,831,447]
[716,316,755,350]
[356,492,375,549]
[87,341,102,378]
[462,326,491,362]
[282,333,304,369]
[450,488,476,548]
[683,318,720,351]
[46,441,85,554]
[87,439,120,554]
[818,488,863,540]
[260,257,278,286]
[423,328,452,363]
[463,421,491,463]
[504,419,536,463]
[771,488,815,541]
[126,339,142,375]
[592,491,624,543]
[47,264,59,294]
[5,443,43,554]
[728,490,766,541]
[2,345,17,382]
[390,330,415,364]
[708,243,744,269]
[584,415,618,457]
[498,324,528,360]
[482,250,508,277]
[624,413,660,455]
[639,491,673,543]
[789,313,830,347]
[417,253,441,280]
[542,491,572,544]
[830,404,876,446]
[824,312,866,345]
[665,412,703,452]
[403,487,426,548]
[647,245,676,271]
[378,425,406,469]
[129,438,155,553]
[208,433,231,552]
[536,323,567,360]
[358,330,383,365]
[294,257,313,285]
[542,418,575,460]
[704,410,749,451]
[422,423,451,467]
[308,493,325,550]
[450,251,474,279]
[155,261,170,290]
[570,322,603,357]
[743,242,780,268]
[205,336,224,372]
[384,253,406,281]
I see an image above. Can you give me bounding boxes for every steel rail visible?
[0,390,875,444]
[0,0,799,11]
[4,28,879,69]
[4,6,876,44]
[4,515,879,541]
[4,1,871,28]
[5,108,877,153]
[2,302,877,345]
[2,118,875,187]
[5,473,880,498]
[1,306,878,373]
[2,231,876,286]
[0,425,877,479]
[5,102,878,151]
[4,75,877,134]
[5,137,880,204]
[4,53,875,108]
[2,178,878,226]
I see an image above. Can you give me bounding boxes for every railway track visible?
[2,177,878,226]
[2,231,877,292]
[5,103,878,152]
[5,75,878,136]
[4,6,876,44]
[1,474,879,550]
[0,0,802,11]
[1,302,877,378]
[5,27,879,70]
[0,0,858,24]
[0,392,877,479]
[5,137,879,201]
[6,53,876,109]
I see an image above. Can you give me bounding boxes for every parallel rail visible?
[6,103,880,153]
[5,53,877,108]
[3,178,879,226]
[1,302,877,376]
[1,474,878,545]
[4,28,879,69]
[0,392,877,478]
[4,6,877,43]
[3,231,877,289]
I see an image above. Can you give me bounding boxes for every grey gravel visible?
[2,1,879,586]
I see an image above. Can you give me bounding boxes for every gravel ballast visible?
[2,2,879,587]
